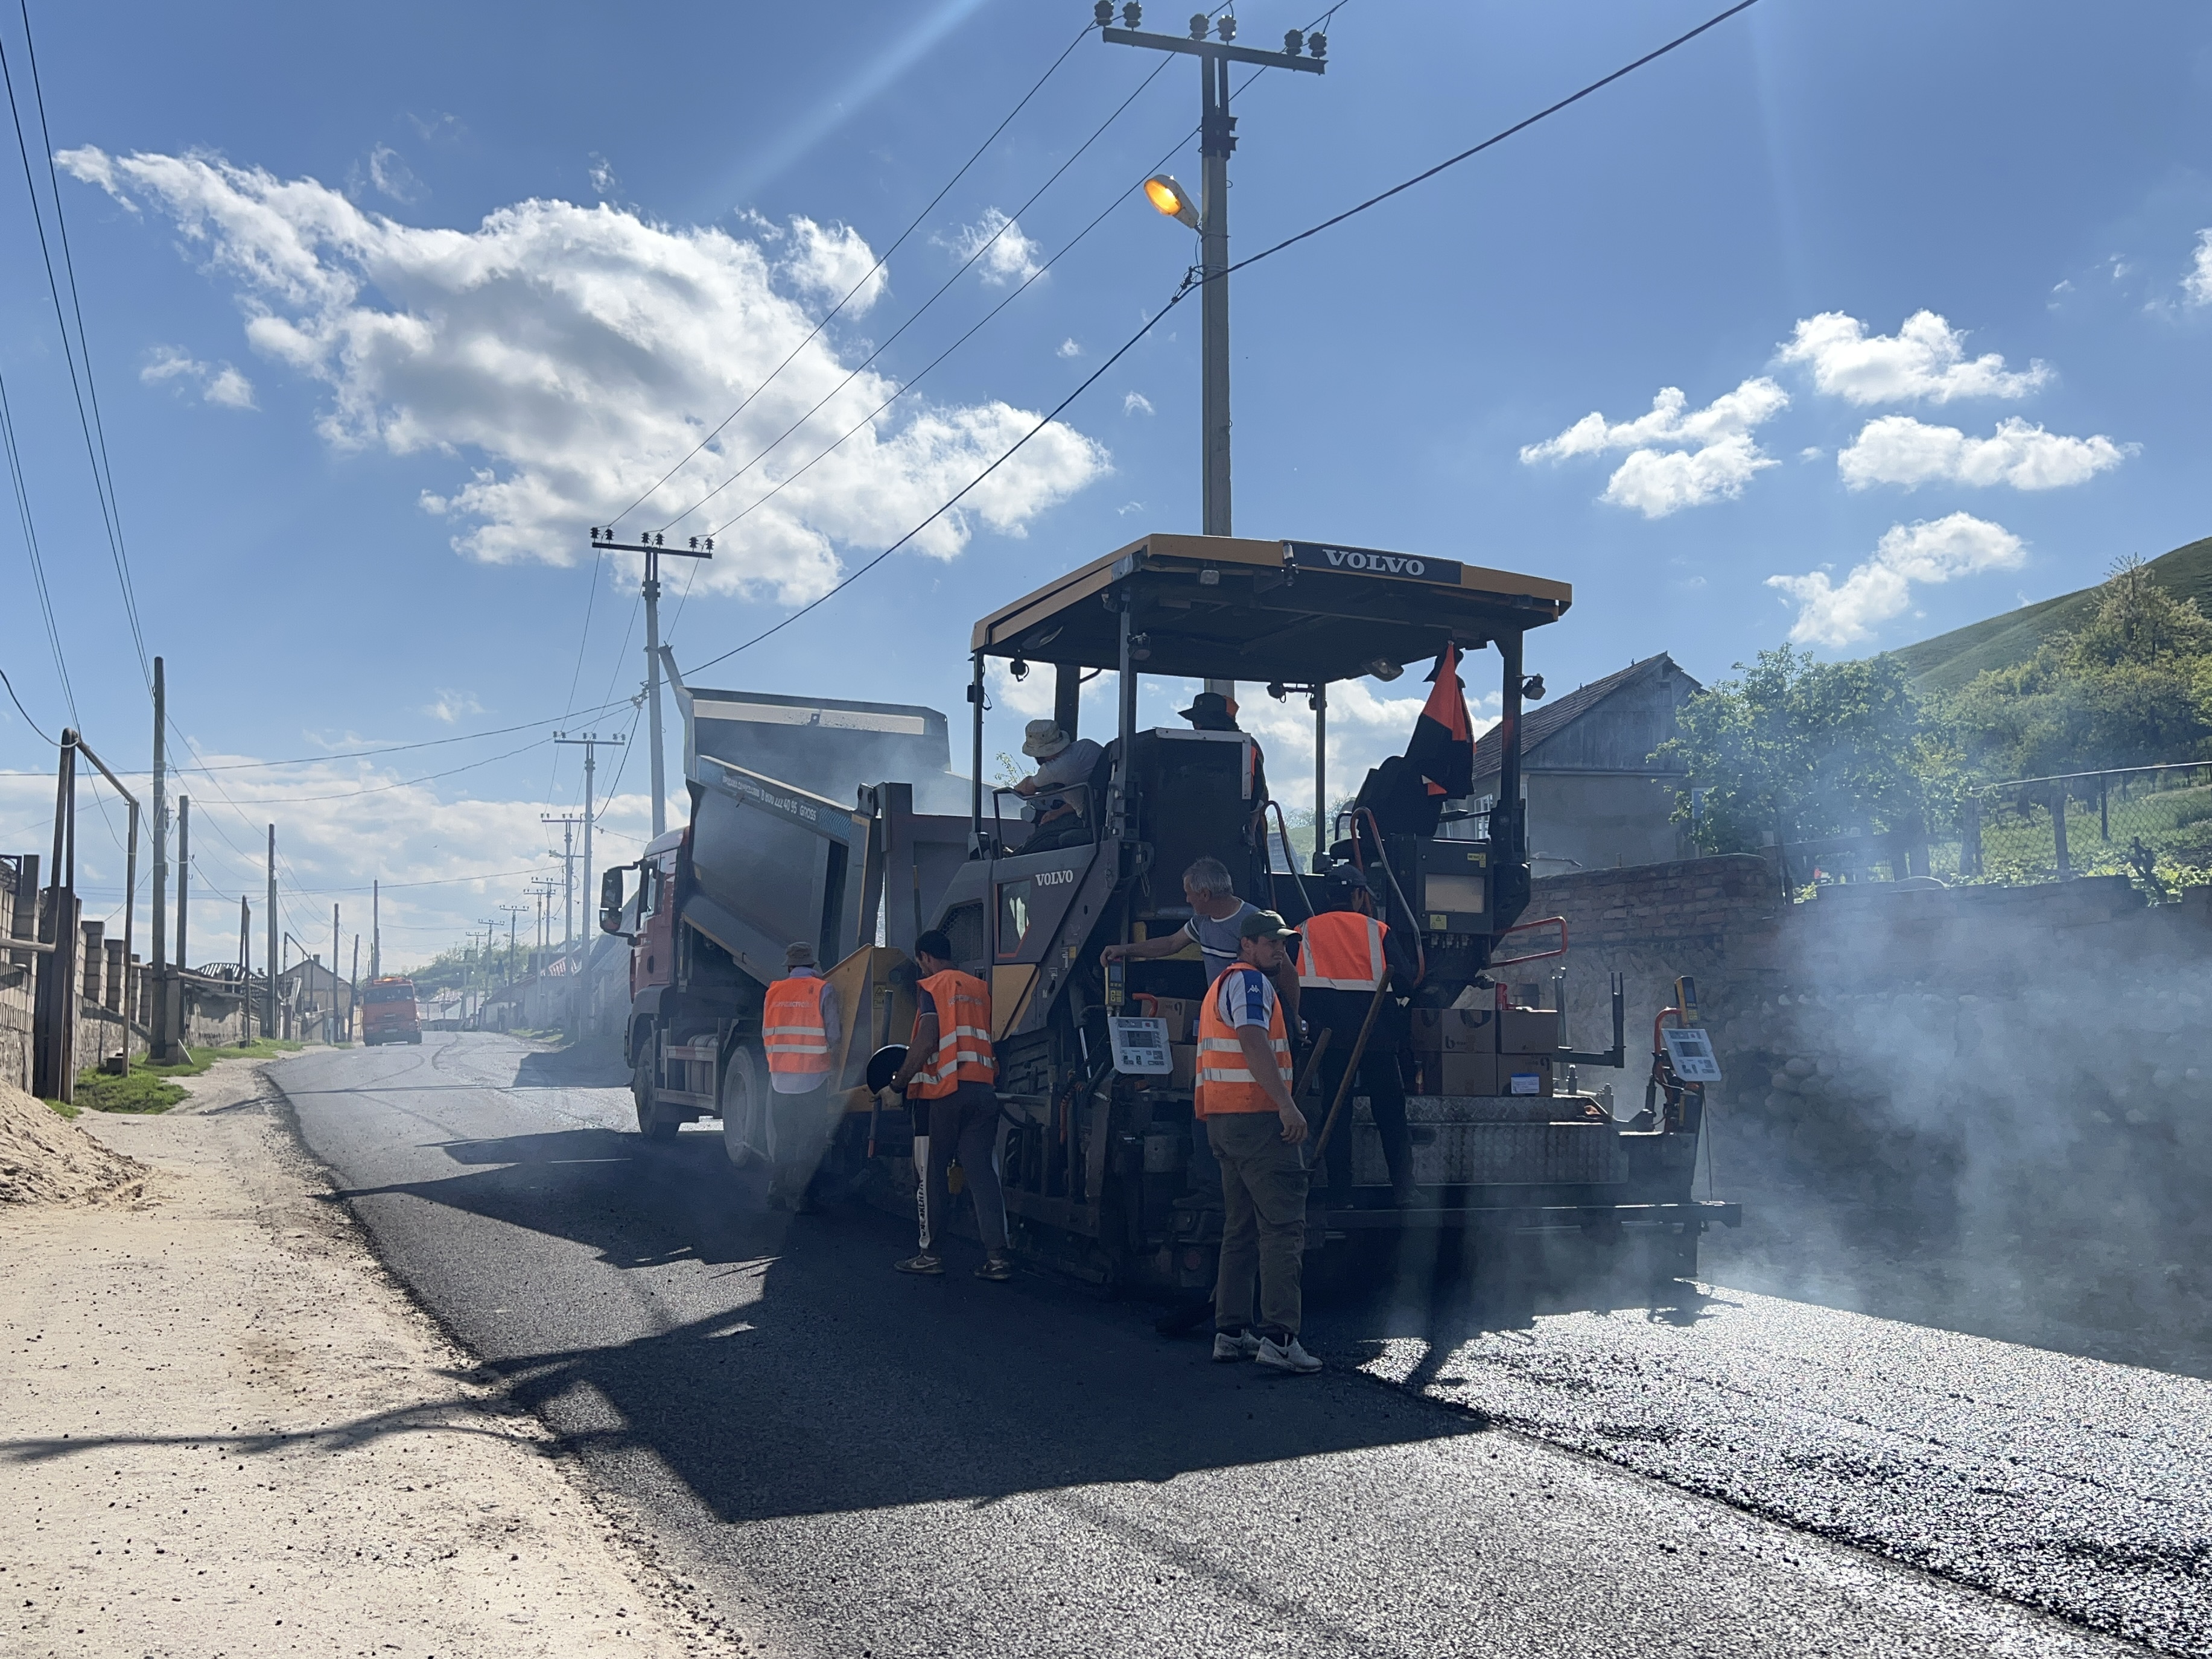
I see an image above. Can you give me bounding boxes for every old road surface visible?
[278,1032,2204,1658]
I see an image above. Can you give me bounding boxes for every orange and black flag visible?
[1403,643,1474,799]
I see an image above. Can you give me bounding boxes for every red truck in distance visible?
[360,977,423,1046]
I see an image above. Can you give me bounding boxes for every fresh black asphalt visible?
[275,1032,2179,1657]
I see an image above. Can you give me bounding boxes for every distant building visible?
[275,955,354,1042]
[1467,653,1702,874]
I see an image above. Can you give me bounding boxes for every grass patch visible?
[139,1037,304,1078]
[43,1098,79,1120]
[72,1069,188,1114]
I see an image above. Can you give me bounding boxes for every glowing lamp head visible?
[1143,173,1200,230]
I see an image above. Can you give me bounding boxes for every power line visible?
[658,48,1177,539]
[1,1,149,676]
[0,370,75,721]
[172,697,633,772]
[681,0,1756,676]
[609,19,1096,530]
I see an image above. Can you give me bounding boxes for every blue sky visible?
[4,0,2212,969]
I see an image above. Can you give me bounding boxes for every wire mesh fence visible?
[1773,761,2212,899]
[1957,761,2212,892]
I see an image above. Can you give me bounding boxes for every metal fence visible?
[1958,761,2212,889]
[1775,761,2212,898]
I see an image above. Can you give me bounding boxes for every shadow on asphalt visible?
[323,1118,1502,1526]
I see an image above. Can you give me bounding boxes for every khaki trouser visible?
[1207,1110,1309,1336]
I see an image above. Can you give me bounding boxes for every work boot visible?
[894,1251,944,1275]
[1254,1333,1323,1375]
[974,1249,1014,1281]
[1212,1327,1261,1362]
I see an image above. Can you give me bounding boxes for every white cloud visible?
[1837,414,2130,492]
[366,145,421,204]
[1123,390,1154,417]
[942,207,1043,287]
[1765,512,2024,648]
[772,214,886,314]
[1779,310,2047,404]
[587,153,619,200]
[2184,230,2212,306]
[1521,378,1787,519]
[1057,337,1081,358]
[140,344,256,409]
[422,690,485,725]
[1601,436,1773,518]
[62,148,1105,602]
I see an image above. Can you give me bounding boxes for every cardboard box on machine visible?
[1169,1043,1197,1091]
[1411,1007,1498,1055]
[1146,997,1201,1044]
[1423,1051,1501,1096]
[1498,1008,1560,1056]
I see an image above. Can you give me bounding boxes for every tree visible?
[1659,646,1936,853]
[1940,559,2212,780]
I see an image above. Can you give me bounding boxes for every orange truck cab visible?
[361,977,422,1046]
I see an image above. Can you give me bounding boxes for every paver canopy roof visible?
[970,533,1571,685]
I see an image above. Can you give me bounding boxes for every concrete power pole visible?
[370,878,380,981]
[240,893,251,1042]
[1105,8,1325,702]
[586,530,710,839]
[150,655,171,1058]
[176,796,189,977]
[265,825,278,1041]
[332,904,342,1042]
[551,733,623,1032]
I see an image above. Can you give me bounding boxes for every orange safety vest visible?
[1195,965,1292,1118]
[1295,910,1388,991]
[762,974,832,1079]
[911,969,994,1099]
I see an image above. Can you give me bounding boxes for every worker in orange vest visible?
[760,941,842,1211]
[1297,869,1416,1210]
[888,928,1011,1281]
[1197,909,1321,1374]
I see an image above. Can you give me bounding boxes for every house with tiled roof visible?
[1467,653,1702,874]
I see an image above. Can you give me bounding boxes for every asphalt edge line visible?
[255,1048,754,1658]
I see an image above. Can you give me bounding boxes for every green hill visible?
[1892,534,2212,693]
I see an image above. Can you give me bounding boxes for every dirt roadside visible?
[1,1056,745,1658]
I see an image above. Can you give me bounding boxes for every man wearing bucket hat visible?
[1010,718,1102,854]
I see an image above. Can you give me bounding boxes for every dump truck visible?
[602,531,1739,1289]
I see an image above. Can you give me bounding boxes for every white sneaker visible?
[1254,1334,1322,1374]
[1212,1328,1261,1362]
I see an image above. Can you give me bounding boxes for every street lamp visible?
[1142,174,1199,230]
[1104,7,1327,702]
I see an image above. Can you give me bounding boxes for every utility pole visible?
[240,893,252,1042]
[551,733,623,1029]
[541,814,582,961]
[176,796,189,975]
[150,655,173,1058]
[370,878,380,980]
[265,825,278,1042]
[587,530,711,837]
[500,902,527,983]
[1105,5,1325,701]
[332,903,342,1042]
[349,933,360,1041]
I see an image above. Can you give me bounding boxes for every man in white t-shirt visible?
[1099,856,1301,1025]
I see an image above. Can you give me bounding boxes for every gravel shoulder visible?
[0,1054,739,1658]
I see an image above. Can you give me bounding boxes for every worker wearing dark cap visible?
[1297,872,1416,1209]
[1180,690,1270,848]
[1197,907,1321,1374]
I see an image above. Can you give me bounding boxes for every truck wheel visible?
[634,1052,679,1141]
[720,1044,768,1169]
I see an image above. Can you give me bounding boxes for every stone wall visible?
[1527,857,2212,1313]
